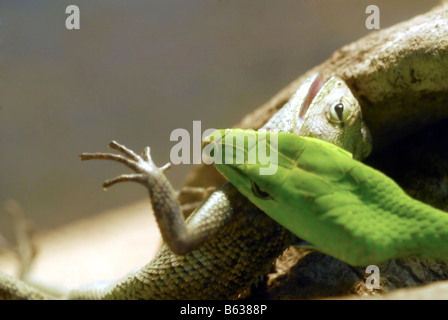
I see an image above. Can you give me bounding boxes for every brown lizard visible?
[0,73,371,299]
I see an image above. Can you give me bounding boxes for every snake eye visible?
[251,181,271,200]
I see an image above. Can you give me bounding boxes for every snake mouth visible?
[298,73,324,123]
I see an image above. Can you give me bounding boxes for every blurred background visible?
[0,1,439,241]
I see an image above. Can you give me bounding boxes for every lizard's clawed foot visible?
[79,141,171,190]
[81,140,193,253]
[80,141,217,255]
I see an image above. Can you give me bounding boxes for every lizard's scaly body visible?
[0,74,371,299]
[69,184,291,299]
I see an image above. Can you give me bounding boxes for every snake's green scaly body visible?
[210,130,448,266]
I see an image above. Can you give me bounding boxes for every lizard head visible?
[297,76,372,160]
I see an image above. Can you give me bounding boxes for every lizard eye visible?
[251,181,271,200]
[328,101,352,125]
[333,103,344,121]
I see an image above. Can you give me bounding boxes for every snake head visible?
[202,128,355,209]
[203,129,388,266]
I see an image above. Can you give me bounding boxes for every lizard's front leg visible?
[80,141,225,255]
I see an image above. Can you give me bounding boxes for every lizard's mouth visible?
[298,73,324,123]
